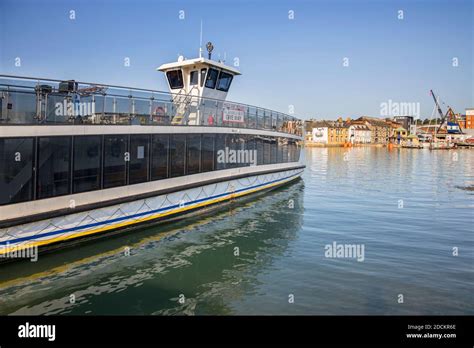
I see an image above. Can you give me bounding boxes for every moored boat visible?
[0,47,305,259]
[429,141,456,150]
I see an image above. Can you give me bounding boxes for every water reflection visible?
[0,180,304,315]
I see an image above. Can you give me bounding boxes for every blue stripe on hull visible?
[0,171,303,246]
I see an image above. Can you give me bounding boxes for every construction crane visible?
[429,89,462,134]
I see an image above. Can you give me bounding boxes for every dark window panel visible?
[169,134,186,177]
[215,133,226,170]
[200,68,207,87]
[0,137,34,205]
[245,135,257,167]
[295,142,301,162]
[166,70,184,89]
[201,134,215,172]
[129,134,150,185]
[263,138,271,164]
[151,134,169,180]
[270,138,277,164]
[288,139,299,162]
[37,136,71,199]
[205,68,219,89]
[73,135,101,193]
[190,70,198,86]
[226,134,237,169]
[186,134,201,175]
[282,139,288,163]
[233,134,247,167]
[103,135,127,188]
[256,137,264,165]
[216,71,233,92]
[277,138,283,163]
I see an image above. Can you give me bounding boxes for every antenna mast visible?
[199,20,203,58]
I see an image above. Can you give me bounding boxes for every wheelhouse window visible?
[169,134,186,177]
[205,68,219,89]
[129,134,150,184]
[200,68,207,87]
[103,135,127,188]
[216,71,233,92]
[190,70,198,86]
[0,137,34,205]
[151,134,169,180]
[37,136,71,199]
[166,70,184,89]
[73,135,102,193]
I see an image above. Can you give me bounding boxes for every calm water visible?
[0,147,472,315]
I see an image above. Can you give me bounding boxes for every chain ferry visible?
[0,44,304,258]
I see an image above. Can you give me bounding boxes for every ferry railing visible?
[0,75,303,136]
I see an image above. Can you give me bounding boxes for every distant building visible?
[311,121,330,144]
[393,116,415,132]
[304,120,314,142]
[465,108,474,129]
[304,118,350,145]
[348,123,371,144]
[327,118,349,145]
[356,117,391,144]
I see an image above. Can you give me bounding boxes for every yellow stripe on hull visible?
[0,174,299,256]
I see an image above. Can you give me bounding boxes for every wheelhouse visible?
[159,57,241,116]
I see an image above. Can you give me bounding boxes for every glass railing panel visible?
[151,100,172,125]
[1,90,36,124]
[132,98,151,125]
[257,108,265,129]
[263,110,270,130]
[0,76,302,136]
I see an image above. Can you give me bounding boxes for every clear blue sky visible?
[0,0,472,120]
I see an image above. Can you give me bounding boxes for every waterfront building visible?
[465,108,474,129]
[305,120,316,142]
[355,117,391,144]
[348,123,371,144]
[311,121,330,144]
[393,116,415,132]
[326,118,349,145]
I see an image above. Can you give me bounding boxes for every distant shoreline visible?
[304,143,385,148]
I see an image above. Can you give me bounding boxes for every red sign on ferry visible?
[222,103,245,123]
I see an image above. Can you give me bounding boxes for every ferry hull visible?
[0,168,303,259]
